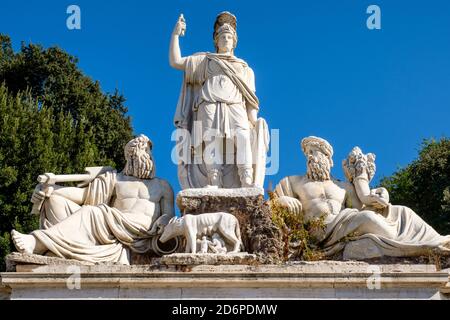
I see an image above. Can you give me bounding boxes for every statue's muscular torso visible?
[112,173,171,222]
[288,176,360,224]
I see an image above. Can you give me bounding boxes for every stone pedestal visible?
[0,284,10,300]
[5,252,97,272]
[160,253,258,266]
[176,188,283,263]
[441,275,450,298]
[1,254,449,299]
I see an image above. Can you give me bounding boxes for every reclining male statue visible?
[274,136,450,259]
[11,135,175,264]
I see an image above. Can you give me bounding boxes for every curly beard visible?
[124,150,154,179]
[307,153,331,181]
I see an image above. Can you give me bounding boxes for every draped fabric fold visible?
[173,53,269,189]
[275,176,450,258]
[33,171,154,264]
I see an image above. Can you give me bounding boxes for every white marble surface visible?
[1,261,448,299]
[160,212,242,253]
[177,187,264,198]
[170,12,269,189]
[275,136,450,259]
[11,135,176,264]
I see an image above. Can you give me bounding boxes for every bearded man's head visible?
[123,134,155,179]
[301,136,334,182]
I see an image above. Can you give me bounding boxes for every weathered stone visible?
[0,284,10,301]
[160,253,258,266]
[360,254,450,270]
[7,252,168,271]
[130,252,162,265]
[1,261,449,299]
[176,188,283,263]
[275,137,450,260]
[176,187,263,213]
[11,135,178,264]
[6,252,97,272]
[177,187,264,199]
[441,276,450,296]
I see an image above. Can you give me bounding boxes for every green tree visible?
[0,35,134,270]
[379,138,450,234]
[0,34,133,168]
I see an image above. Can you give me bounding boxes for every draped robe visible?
[173,53,269,189]
[33,171,161,264]
[275,176,450,259]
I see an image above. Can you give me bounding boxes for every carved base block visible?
[2,261,449,299]
[160,252,258,266]
[176,188,283,263]
[6,252,97,272]
[6,252,163,271]
[441,276,450,296]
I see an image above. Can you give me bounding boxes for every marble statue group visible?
[10,12,450,264]
[275,137,450,260]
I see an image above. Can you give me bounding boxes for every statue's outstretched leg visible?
[344,210,397,239]
[40,194,81,229]
[11,229,46,255]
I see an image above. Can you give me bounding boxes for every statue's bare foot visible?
[11,230,36,254]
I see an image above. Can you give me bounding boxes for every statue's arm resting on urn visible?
[149,179,176,235]
[169,15,187,71]
[343,148,390,210]
[353,175,389,210]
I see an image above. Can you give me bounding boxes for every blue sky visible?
[1,0,449,196]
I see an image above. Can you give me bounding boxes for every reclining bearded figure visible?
[11,135,176,264]
[274,136,450,260]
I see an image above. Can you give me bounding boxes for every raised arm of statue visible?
[169,14,187,70]
[353,177,389,210]
[342,147,389,211]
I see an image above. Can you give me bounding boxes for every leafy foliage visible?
[0,34,134,270]
[269,192,325,261]
[379,138,450,234]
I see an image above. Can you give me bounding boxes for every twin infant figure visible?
[197,233,227,254]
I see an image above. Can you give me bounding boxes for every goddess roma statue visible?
[170,12,269,189]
